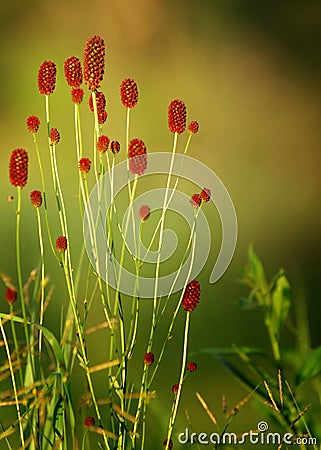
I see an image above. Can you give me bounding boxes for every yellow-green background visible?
[1,0,321,447]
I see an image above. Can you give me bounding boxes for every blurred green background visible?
[1,0,321,447]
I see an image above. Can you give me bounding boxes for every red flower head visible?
[79,158,91,174]
[128,138,147,176]
[56,236,67,253]
[84,35,105,91]
[64,56,83,88]
[71,87,84,105]
[188,121,199,134]
[138,205,150,221]
[26,116,40,133]
[144,352,154,366]
[163,438,173,449]
[38,61,56,95]
[120,78,138,108]
[50,128,60,145]
[182,280,201,312]
[30,190,43,208]
[200,187,211,202]
[88,91,107,124]
[190,193,201,208]
[172,383,179,394]
[5,287,17,305]
[84,416,95,428]
[9,148,28,187]
[187,362,197,372]
[96,135,110,153]
[110,140,120,154]
[168,99,186,134]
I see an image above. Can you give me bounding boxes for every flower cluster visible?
[9,148,28,187]
[120,78,138,108]
[128,138,147,176]
[168,99,186,134]
[182,280,201,312]
[83,35,105,91]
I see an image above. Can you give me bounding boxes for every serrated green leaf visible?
[296,345,321,384]
[270,273,291,339]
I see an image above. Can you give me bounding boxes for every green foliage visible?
[297,345,321,385]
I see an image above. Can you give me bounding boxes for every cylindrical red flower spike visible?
[38,61,57,95]
[120,78,138,108]
[56,236,67,253]
[187,362,197,372]
[71,87,84,105]
[138,205,150,221]
[96,135,110,153]
[88,91,107,124]
[64,56,83,88]
[163,438,173,449]
[172,384,179,394]
[9,148,28,187]
[182,280,201,312]
[188,121,199,134]
[168,99,186,134]
[50,128,60,145]
[144,352,154,366]
[128,138,147,176]
[30,190,43,208]
[200,187,211,202]
[83,35,105,91]
[26,116,40,133]
[79,158,91,174]
[110,140,120,154]
[84,416,95,427]
[5,287,17,305]
[190,193,201,208]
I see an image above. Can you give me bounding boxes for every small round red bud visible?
[96,135,110,153]
[190,193,201,208]
[38,61,56,95]
[187,362,197,372]
[84,416,95,427]
[56,236,67,253]
[138,205,150,221]
[163,438,173,449]
[188,121,199,134]
[50,128,60,145]
[110,140,120,154]
[79,158,91,174]
[30,190,43,208]
[120,78,138,108]
[172,384,179,394]
[144,352,154,366]
[71,88,84,104]
[26,116,40,133]
[168,99,186,134]
[5,287,17,305]
[200,187,211,202]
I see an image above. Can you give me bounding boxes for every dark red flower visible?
[200,187,211,202]
[163,438,173,449]
[79,158,91,174]
[168,99,186,134]
[190,193,201,208]
[88,91,107,124]
[5,287,17,305]
[120,78,138,108]
[56,236,67,253]
[38,61,56,95]
[96,135,110,153]
[84,416,95,427]
[172,384,179,394]
[182,280,201,312]
[144,352,154,366]
[71,88,84,105]
[64,56,83,88]
[188,121,199,134]
[9,148,28,187]
[83,35,105,91]
[26,116,40,133]
[50,128,60,145]
[128,138,147,176]
[30,190,43,208]
[110,140,120,154]
[138,205,150,221]
[187,362,197,372]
